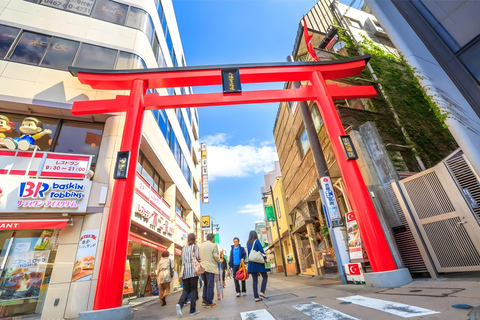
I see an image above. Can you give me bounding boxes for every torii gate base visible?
[70,55,411,312]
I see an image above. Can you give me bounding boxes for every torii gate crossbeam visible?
[69,55,397,311]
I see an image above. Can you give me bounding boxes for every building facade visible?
[363,0,480,177]
[0,0,201,318]
[273,0,458,278]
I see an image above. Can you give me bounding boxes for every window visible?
[10,32,50,65]
[137,151,165,196]
[374,22,384,32]
[40,37,80,70]
[459,40,480,82]
[92,0,128,25]
[311,103,323,132]
[276,198,281,218]
[125,7,154,44]
[347,18,362,29]
[297,127,310,157]
[0,113,59,151]
[346,98,367,110]
[0,25,20,59]
[152,35,159,60]
[66,0,95,15]
[53,121,103,168]
[115,51,144,69]
[75,43,117,69]
[165,28,173,58]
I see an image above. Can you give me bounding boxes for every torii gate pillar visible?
[70,55,405,311]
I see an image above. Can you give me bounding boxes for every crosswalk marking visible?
[240,309,275,320]
[293,302,359,320]
[337,295,440,318]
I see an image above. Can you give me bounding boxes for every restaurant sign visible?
[132,194,174,241]
[0,176,92,212]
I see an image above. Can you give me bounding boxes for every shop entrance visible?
[0,229,59,318]
[69,55,399,310]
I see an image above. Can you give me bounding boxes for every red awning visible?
[129,233,167,251]
[0,219,69,230]
[175,249,182,256]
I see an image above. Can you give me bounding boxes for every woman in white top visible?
[156,250,174,306]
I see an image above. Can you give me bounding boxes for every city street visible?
[132,273,480,320]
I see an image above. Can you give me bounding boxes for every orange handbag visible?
[235,259,249,281]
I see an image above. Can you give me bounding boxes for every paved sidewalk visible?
[132,273,480,320]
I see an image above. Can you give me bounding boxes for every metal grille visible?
[379,185,428,273]
[403,171,455,219]
[423,217,480,268]
[445,155,480,225]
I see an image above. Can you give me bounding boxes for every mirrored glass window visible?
[10,32,50,65]
[75,43,117,69]
[298,127,310,157]
[53,121,103,167]
[116,51,144,69]
[459,40,480,82]
[40,37,79,70]
[0,25,20,59]
[92,0,127,25]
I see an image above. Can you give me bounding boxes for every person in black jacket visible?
[229,237,247,297]
[221,253,228,287]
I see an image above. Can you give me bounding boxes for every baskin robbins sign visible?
[0,176,92,212]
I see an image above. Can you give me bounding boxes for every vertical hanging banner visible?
[346,211,363,260]
[320,176,342,226]
[72,229,99,282]
[201,143,209,203]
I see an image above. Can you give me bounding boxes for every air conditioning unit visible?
[365,17,389,39]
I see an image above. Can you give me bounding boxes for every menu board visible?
[346,211,363,260]
[72,229,99,282]
[123,260,134,295]
[0,250,49,300]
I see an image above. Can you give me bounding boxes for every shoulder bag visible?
[235,259,249,281]
[192,245,205,275]
[248,240,265,264]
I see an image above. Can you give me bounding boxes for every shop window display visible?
[0,229,59,318]
[0,113,58,151]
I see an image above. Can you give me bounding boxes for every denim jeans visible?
[232,265,246,293]
[251,272,268,299]
[201,272,215,304]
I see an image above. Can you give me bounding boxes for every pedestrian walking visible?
[229,237,247,297]
[156,251,174,306]
[246,230,270,302]
[221,252,228,287]
[176,233,201,318]
[199,233,220,308]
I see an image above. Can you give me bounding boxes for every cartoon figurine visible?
[3,117,52,151]
[0,115,14,142]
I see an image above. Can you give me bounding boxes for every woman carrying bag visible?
[156,251,174,306]
[246,230,270,302]
[176,233,201,317]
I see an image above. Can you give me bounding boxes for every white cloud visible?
[237,203,264,218]
[201,133,278,180]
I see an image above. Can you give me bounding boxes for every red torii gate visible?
[70,55,397,310]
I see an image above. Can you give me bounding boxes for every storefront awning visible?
[0,219,69,230]
[129,233,167,252]
[175,249,182,256]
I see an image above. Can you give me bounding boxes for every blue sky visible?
[173,0,322,252]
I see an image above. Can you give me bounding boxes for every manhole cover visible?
[409,290,422,292]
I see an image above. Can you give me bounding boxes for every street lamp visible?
[262,186,287,277]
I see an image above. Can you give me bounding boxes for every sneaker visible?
[176,304,183,318]
[189,310,200,316]
[217,294,221,301]
[241,292,246,296]
[204,303,216,308]
[236,292,240,297]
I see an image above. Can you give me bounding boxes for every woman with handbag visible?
[176,233,201,317]
[156,251,174,306]
[246,230,270,302]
